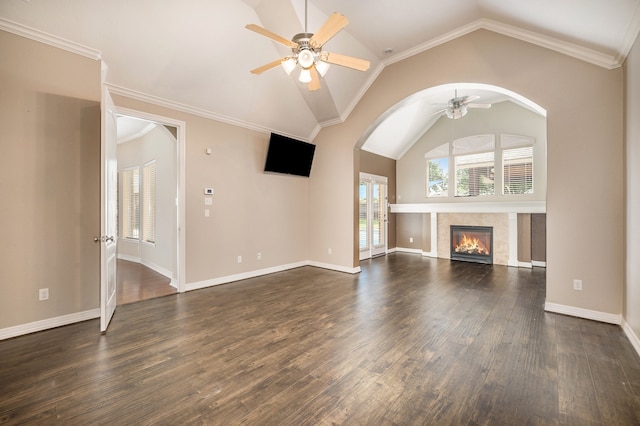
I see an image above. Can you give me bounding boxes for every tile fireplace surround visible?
[390,201,546,267]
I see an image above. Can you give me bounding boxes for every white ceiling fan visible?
[435,90,492,119]
[245,0,370,91]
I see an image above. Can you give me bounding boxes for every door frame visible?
[115,107,187,293]
[359,172,388,260]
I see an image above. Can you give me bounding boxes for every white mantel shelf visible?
[390,201,546,214]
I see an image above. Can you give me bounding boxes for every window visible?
[503,146,533,194]
[455,151,495,197]
[142,161,156,244]
[425,142,449,197]
[427,158,449,197]
[122,167,140,239]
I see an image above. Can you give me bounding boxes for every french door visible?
[359,173,388,260]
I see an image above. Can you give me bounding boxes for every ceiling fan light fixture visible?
[446,105,468,119]
[297,49,315,69]
[299,68,312,83]
[315,60,330,77]
[281,57,296,75]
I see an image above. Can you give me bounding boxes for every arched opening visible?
[357,82,547,267]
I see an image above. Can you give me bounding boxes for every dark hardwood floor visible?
[116,259,176,305]
[1,254,639,424]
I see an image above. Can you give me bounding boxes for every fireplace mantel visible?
[390,201,546,214]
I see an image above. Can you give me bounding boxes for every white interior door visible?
[359,173,388,260]
[100,86,118,332]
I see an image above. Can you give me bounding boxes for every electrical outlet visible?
[237,256,242,263]
[328,248,332,255]
[573,279,583,291]
[39,288,49,301]
[257,252,262,260]
[409,237,414,243]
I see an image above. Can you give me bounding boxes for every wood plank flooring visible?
[1,254,639,424]
[116,259,176,305]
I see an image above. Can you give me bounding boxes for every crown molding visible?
[383,18,622,70]
[105,83,310,142]
[0,17,101,60]
[616,1,640,65]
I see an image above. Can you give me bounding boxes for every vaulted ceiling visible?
[1,0,639,158]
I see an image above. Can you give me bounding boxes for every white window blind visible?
[359,182,368,250]
[122,168,140,239]
[503,146,533,194]
[455,151,495,197]
[143,161,156,244]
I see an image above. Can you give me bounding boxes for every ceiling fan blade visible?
[467,103,492,109]
[310,13,348,48]
[323,52,370,71]
[245,24,298,49]
[462,95,480,103]
[433,108,447,116]
[308,67,321,91]
[250,58,288,75]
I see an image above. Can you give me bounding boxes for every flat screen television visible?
[264,133,316,177]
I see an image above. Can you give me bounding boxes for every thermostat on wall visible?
[204,188,214,195]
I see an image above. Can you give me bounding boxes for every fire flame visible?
[454,233,489,255]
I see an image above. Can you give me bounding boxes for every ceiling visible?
[1,0,639,158]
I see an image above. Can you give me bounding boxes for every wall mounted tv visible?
[264,133,316,177]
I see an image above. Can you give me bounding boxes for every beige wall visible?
[110,95,311,285]
[311,29,624,317]
[117,125,177,278]
[625,32,640,340]
[0,31,101,329]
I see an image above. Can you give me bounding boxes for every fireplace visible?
[450,225,493,264]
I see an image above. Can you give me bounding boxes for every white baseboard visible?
[622,320,640,358]
[532,260,546,267]
[395,247,423,254]
[518,261,533,269]
[421,251,438,258]
[387,247,397,254]
[0,308,100,341]
[186,260,361,292]
[544,302,622,325]
[117,254,173,280]
[308,261,361,274]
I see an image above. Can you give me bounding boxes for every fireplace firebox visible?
[450,225,493,264]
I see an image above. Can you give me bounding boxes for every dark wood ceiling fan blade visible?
[308,67,321,91]
[310,13,348,48]
[245,24,298,49]
[250,58,288,75]
[324,52,370,71]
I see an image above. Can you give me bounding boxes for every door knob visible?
[94,236,115,243]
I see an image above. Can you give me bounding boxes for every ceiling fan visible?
[435,90,492,119]
[245,1,370,91]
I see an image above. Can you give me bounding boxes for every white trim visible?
[395,247,423,254]
[391,201,546,214]
[532,260,546,268]
[0,18,102,60]
[430,212,438,258]
[544,302,622,325]
[518,262,533,269]
[383,18,622,70]
[0,309,100,341]
[622,320,640,358]
[422,251,438,258]
[308,261,361,274]
[186,261,360,292]
[114,106,187,294]
[508,212,519,267]
[107,84,311,143]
